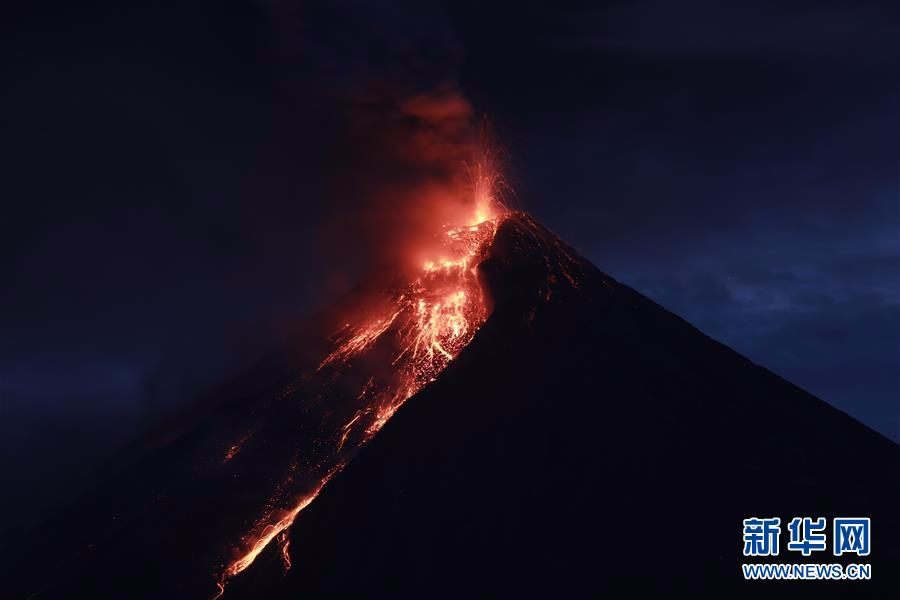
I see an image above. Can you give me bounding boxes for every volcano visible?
[5,212,898,599]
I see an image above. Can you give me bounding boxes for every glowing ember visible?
[214,161,507,597]
[223,430,255,463]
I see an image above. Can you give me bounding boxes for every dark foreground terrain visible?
[5,214,898,598]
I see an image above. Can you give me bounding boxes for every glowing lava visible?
[223,430,255,463]
[214,162,507,596]
[220,467,340,583]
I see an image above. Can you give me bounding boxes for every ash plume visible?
[315,84,495,282]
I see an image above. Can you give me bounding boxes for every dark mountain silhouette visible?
[5,213,898,599]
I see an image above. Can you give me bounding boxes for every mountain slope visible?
[5,213,897,599]
[227,214,900,598]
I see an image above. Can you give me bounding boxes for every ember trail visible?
[214,164,507,597]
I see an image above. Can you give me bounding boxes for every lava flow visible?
[213,163,507,597]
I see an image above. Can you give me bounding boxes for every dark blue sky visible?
[453,1,898,444]
[1,0,898,529]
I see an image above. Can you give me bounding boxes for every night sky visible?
[2,0,898,530]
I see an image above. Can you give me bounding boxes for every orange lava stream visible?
[218,466,341,588]
[214,162,506,597]
[277,532,291,571]
[223,430,255,463]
